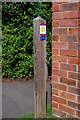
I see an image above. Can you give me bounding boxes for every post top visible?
[34,16,44,21]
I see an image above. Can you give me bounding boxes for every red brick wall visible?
[52,2,80,118]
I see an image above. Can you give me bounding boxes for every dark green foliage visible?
[2,2,52,80]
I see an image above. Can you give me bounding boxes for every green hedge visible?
[2,2,52,80]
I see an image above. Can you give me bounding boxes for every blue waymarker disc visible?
[40,36,46,40]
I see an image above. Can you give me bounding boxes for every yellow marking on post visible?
[41,27,45,32]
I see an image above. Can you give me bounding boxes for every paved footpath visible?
[2,80,51,118]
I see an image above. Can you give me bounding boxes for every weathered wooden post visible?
[33,16,46,118]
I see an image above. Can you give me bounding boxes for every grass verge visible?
[19,104,54,119]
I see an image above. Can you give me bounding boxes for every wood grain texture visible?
[33,17,46,118]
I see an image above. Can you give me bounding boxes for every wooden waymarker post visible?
[33,16,46,118]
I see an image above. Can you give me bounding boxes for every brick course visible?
[52,1,80,118]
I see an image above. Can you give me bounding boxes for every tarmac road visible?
[2,80,51,118]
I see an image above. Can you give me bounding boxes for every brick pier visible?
[52,1,80,118]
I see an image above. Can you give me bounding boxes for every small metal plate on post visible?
[40,23,46,40]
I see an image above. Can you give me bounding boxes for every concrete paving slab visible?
[2,80,51,118]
